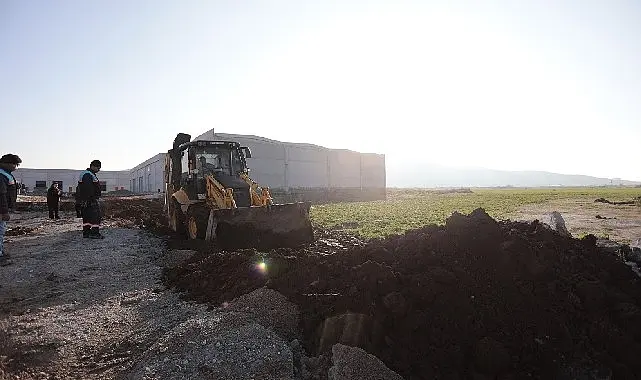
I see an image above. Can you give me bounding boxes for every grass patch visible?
[310,187,641,239]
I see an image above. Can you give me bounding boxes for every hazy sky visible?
[1,0,640,180]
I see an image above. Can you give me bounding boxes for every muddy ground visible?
[1,196,640,379]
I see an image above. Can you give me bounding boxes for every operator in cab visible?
[198,153,231,175]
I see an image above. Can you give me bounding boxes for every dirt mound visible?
[162,228,365,305]
[100,198,171,235]
[163,208,641,379]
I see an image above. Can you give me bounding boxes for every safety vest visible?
[78,170,99,183]
[0,168,15,185]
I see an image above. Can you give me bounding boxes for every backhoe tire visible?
[169,198,186,235]
[185,204,209,240]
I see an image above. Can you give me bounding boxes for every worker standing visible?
[0,154,22,261]
[47,182,62,219]
[77,160,104,239]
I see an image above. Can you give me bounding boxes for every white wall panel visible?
[328,150,361,188]
[245,158,285,188]
[245,141,286,160]
[286,160,328,188]
[360,153,386,188]
[286,145,327,162]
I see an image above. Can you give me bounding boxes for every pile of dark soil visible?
[101,198,172,235]
[163,208,641,379]
[162,227,364,302]
[215,223,313,250]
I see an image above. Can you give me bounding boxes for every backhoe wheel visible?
[169,198,186,235]
[185,205,209,240]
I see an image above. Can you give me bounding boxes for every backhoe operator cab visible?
[178,140,253,206]
[164,133,313,249]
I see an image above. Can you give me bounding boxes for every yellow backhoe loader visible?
[164,133,314,249]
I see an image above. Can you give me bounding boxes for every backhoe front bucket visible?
[205,202,314,249]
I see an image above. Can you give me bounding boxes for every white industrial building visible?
[13,130,386,202]
[193,131,386,192]
[129,153,166,194]
[13,168,130,195]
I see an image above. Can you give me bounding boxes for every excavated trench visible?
[96,198,641,378]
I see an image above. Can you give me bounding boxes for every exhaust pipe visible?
[169,133,192,186]
[173,133,191,149]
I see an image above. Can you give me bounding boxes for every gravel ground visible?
[0,212,210,379]
[0,212,313,380]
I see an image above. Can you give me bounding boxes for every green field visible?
[310,187,641,238]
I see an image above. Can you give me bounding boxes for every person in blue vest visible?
[0,154,22,260]
[77,160,104,239]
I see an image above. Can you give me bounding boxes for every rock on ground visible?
[548,211,571,237]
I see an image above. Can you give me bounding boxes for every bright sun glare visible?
[256,261,267,274]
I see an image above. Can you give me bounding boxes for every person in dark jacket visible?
[77,159,104,239]
[47,182,62,219]
[0,154,22,259]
